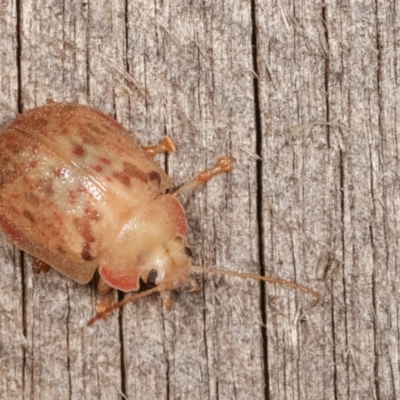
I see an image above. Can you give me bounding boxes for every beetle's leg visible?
[96,290,114,314]
[97,275,112,295]
[173,156,235,196]
[95,276,115,314]
[160,291,174,310]
[143,136,176,158]
[95,292,115,314]
[187,276,201,293]
[32,258,51,274]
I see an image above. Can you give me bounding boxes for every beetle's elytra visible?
[0,102,321,324]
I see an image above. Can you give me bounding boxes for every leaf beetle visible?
[0,102,321,324]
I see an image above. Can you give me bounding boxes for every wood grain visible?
[0,1,399,399]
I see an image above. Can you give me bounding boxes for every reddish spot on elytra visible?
[82,242,93,261]
[123,162,148,183]
[74,216,95,243]
[99,157,111,165]
[31,144,39,154]
[112,172,130,186]
[5,135,23,154]
[30,160,38,168]
[77,184,86,193]
[73,145,84,156]
[85,207,101,221]
[148,171,161,186]
[93,165,103,173]
[23,209,35,223]
[68,190,77,204]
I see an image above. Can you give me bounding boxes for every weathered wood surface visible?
[0,1,398,399]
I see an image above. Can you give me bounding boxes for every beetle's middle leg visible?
[143,136,176,157]
[172,156,235,196]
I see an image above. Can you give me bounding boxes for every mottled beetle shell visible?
[0,103,189,291]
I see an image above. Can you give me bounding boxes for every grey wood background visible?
[0,0,398,399]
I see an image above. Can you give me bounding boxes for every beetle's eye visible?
[146,269,158,287]
[184,247,193,257]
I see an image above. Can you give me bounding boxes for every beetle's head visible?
[98,194,193,294]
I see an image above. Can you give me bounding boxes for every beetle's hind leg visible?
[143,136,176,157]
[173,156,236,196]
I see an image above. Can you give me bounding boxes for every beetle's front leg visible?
[95,276,115,315]
[173,156,235,196]
[143,136,176,158]
[97,275,112,295]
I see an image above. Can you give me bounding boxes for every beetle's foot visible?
[173,156,236,196]
[96,291,114,314]
[143,136,177,158]
[186,275,201,293]
[32,258,51,274]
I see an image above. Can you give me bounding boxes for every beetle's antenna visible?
[188,265,322,300]
[88,266,322,325]
[87,285,164,326]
